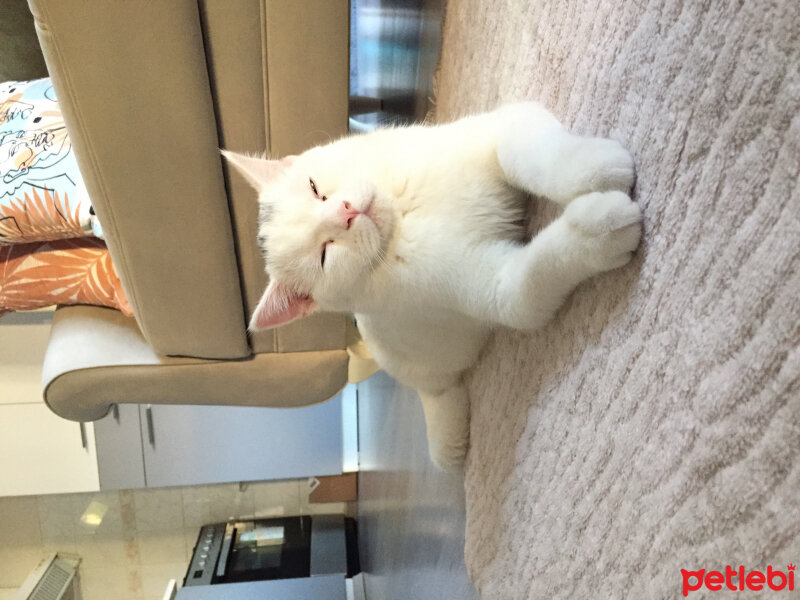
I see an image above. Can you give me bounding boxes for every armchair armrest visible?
[42,306,348,421]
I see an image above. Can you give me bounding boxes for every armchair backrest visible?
[29,0,350,359]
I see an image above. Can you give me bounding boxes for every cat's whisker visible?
[374,247,398,277]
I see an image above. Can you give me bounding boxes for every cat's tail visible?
[418,383,470,471]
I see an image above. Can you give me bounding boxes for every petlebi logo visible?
[681,564,795,596]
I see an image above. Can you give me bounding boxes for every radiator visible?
[14,554,81,600]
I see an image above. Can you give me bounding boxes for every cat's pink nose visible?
[338,200,361,230]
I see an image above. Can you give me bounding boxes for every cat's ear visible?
[221,150,294,192]
[249,279,318,331]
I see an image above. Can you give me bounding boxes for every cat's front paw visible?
[573,137,636,195]
[419,386,470,471]
[428,427,469,471]
[564,191,642,273]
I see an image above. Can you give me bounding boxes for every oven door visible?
[215,516,312,584]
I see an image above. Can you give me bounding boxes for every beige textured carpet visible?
[432,1,800,598]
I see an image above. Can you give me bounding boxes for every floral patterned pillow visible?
[0,238,132,317]
[0,78,103,245]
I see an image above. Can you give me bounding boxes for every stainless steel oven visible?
[176,514,359,600]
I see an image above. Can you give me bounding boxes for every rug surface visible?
[432,1,800,598]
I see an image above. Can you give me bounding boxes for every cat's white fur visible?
[223,102,642,469]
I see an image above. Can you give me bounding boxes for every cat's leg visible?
[355,325,472,470]
[385,367,470,471]
[494,102,635,205]
[417,383,470,471]
[381,370,470,471]
[457,190,642,331]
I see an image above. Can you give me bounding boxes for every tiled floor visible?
[357,373,478,599]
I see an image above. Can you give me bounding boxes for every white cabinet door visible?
[0,403,99,496]
[140,395,344,488]
[94,404,146,490]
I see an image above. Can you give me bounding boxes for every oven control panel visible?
[184,522,226,587]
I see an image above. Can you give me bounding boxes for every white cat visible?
[223,102,642,469]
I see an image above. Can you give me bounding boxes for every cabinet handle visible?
[146,405,155,447]
[112,404,120,423]
[79,422,87,449]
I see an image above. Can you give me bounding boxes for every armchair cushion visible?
[0,238,131,316]
[0,78,101,244]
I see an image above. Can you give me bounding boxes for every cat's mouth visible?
[362,199,375,222]
[356,199,382,233]
[358,198,392,262]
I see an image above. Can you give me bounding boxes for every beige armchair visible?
[29,0,354,421]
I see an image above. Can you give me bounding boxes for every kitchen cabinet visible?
[2,311,347,494]
[93,403,145,490]
[94,394,344,489]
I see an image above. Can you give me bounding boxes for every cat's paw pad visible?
[576,137,636,194]
[564,191,642,272]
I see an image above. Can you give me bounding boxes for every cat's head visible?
[223,143,396,331]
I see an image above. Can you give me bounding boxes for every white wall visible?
[0,310,54,405]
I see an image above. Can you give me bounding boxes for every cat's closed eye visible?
[321,240,332,267]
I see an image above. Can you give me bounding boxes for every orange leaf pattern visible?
[0,238,132,316]
[0,187,84,244]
